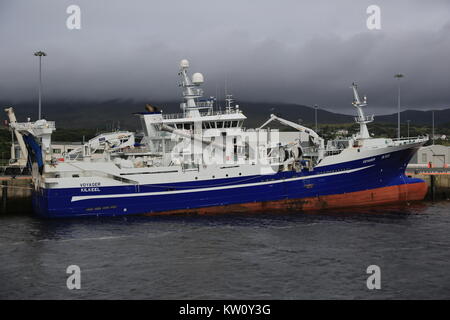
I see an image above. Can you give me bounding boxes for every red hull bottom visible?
[144,182,428,216]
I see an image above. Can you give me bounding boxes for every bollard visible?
[430,175,436,202]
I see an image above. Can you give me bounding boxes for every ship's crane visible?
[4,107,28,167]
[67,131,135,158]
[258,114,324,149]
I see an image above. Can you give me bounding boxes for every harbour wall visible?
[406,170,450,201]
[0,177,32,214]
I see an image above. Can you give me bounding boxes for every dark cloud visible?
[1,0,449,115]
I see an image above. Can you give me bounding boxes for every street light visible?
[394,73,404,139]
[406,120,411,138]
[314,104,318,133]
[34,50,47,120]
[432,110,435,145]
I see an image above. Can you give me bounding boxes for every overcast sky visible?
[1,0,450,114]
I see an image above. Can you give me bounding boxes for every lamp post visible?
[394,73,404,139]
[432,110,435,145]
[314,104,318,133]
[34,51,47,120]
[406,120,410,138]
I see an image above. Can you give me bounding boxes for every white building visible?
[409,145,450,167]
[335,129,349,136]
[432,134,447,140]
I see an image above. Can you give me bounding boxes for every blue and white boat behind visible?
[8,59,428,218]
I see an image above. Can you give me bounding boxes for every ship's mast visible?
[178,59,207,165]
[178,59,204,117]
[225,94,234,112]
[351,82,373,139]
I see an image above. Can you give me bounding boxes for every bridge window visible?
[202,122,212,129]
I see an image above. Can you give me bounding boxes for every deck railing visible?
[12,121,56,131]
[162,109,242,120]
[354,115,374,123]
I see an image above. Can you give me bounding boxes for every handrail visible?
[391,135,427,141]
[354,115,374,123]
[162,109,242,120]
[12,121,56,130]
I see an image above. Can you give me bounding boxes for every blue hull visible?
[33,147,426,218]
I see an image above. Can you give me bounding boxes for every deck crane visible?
[4,107,28,167]
[258,113,325,160]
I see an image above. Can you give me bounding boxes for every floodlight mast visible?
[394,73,404,139]
[34,51,47,120]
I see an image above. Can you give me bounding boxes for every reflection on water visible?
[0,201,449,299]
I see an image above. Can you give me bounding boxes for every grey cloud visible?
[0,0,450,115]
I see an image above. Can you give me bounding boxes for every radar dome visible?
[192,72,204,84]
[180,59,189,68]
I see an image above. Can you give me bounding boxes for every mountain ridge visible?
[0,100,448,130]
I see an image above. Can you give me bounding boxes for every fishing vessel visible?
[6,59,428,218]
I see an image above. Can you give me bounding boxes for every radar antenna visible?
[178,59,204,116]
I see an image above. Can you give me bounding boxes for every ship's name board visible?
[80,182,101,192]
[363,157,376,164]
